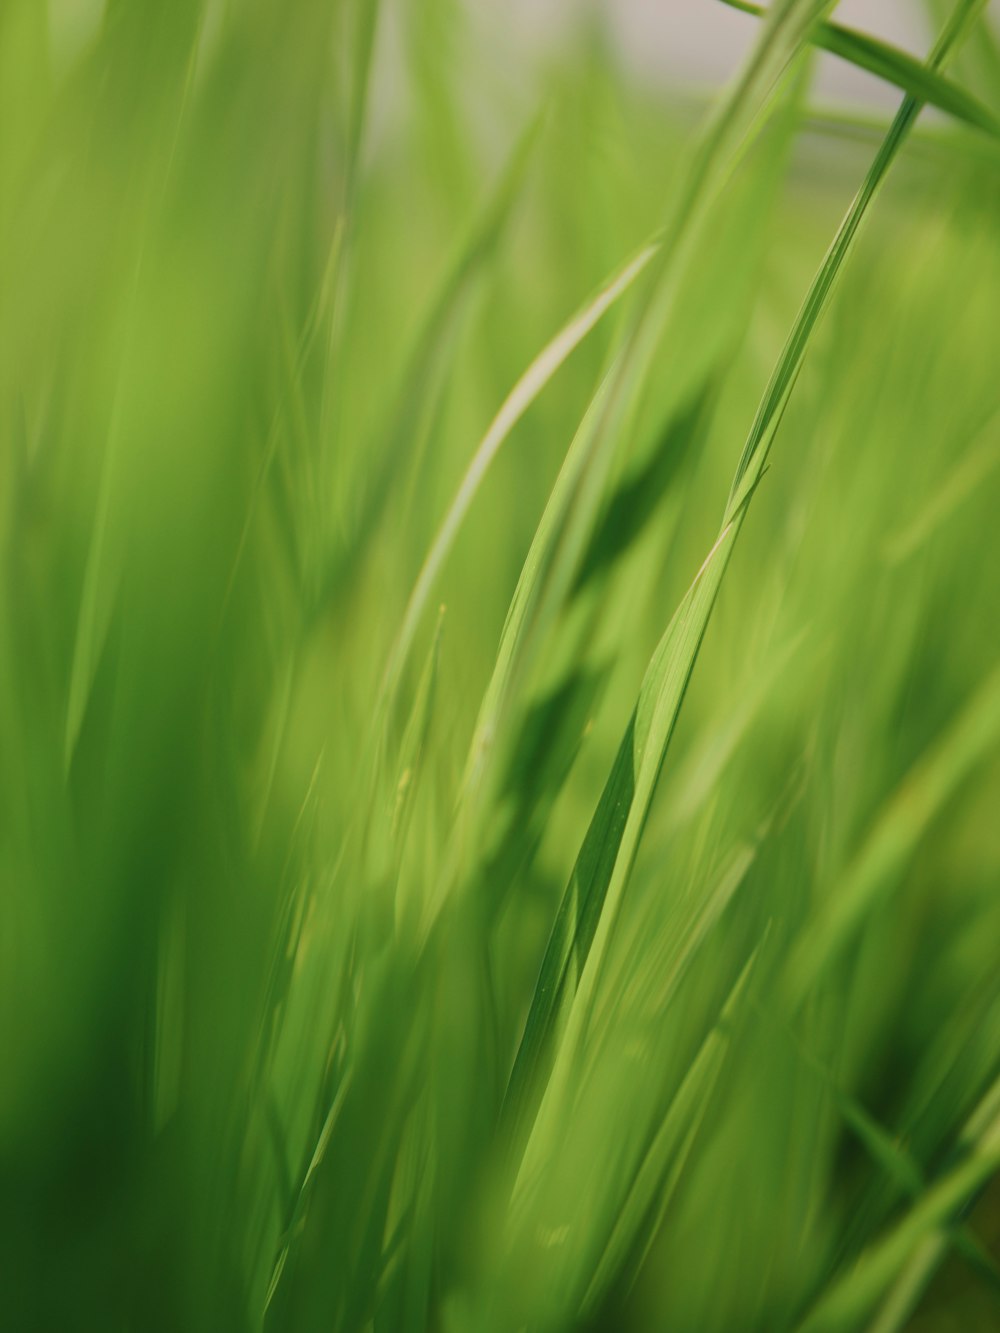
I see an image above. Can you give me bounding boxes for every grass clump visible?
[1,1,999,1330]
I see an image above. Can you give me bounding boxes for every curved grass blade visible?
[379,235,660,709]
[324,112,545,606]
[719,0,1000,138]
[495,0,837,1160]
[508,0,987,1201]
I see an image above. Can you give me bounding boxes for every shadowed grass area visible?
[1,1,999,1330]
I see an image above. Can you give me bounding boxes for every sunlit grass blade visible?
[507,504,755,1196]
[499,498,775,1158]
[455,1,836,830]
[380,235,660,709]
[326,113,544,601]
[658,628,807,831]
[344,0,381,213]
[496,7,835,1185]
[389,606,444,854]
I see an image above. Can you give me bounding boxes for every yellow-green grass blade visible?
[455,2,836,834]
[883,405,1000,564]
[379,234,660,712]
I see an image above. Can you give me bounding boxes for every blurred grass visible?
[1,1,999,1330]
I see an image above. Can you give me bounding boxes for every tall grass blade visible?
[508,0,986,1210]
[457,0,838,834]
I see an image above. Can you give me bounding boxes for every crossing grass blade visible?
[796,1073,1000,1333]
[762,1005,1000,1295]
[866,1075,1000,1333]
[729,0,990,515]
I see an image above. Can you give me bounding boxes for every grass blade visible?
[380,236,660,708]
[326,112,545,604]
[456,0,839,827]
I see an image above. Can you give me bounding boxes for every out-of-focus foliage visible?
[1,1,999,1330]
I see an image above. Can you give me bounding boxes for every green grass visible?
[2,1,1000,1330]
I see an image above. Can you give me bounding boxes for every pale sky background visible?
[47,0,1000,117]
[466,0,1000,109]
